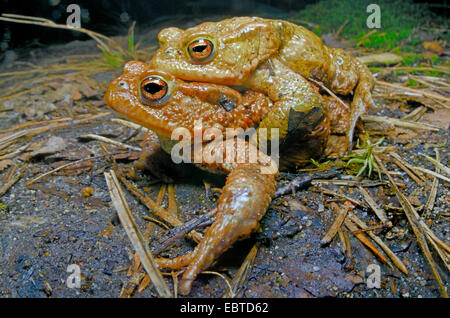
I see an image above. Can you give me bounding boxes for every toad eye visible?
[140,76,169,105]
[187,38,214,62]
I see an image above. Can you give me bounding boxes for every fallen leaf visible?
[408,195,422,207]
[0,159,13,172]
[422,109,450,130]
[29,136,67,158]
[78,82,98,99]
[345,273,364,285]
[70,87,83,101]
[47,146,93,161]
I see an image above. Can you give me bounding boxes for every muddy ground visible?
[0,17,448,298]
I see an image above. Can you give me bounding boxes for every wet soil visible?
[0,17,448,298]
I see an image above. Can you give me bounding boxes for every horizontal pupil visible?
[144,82,163,95]
[193,45,207,53]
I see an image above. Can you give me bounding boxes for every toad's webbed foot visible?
[155,138,278,295]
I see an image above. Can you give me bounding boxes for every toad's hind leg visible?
[155,139,278,295]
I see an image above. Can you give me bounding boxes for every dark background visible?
[0,0,448,52]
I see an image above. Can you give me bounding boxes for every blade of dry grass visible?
[357,186,391,226]
[425,234,450,272]
[312,179,389,187]
[0,117,72,134]
[223,244,259,298]
[402,105,426,120]
[0,112,111,149]
[105,170,172,298]
[157,184,167,205]
[0,162,27,196]
[167,184,178,216]
[361,115,440,131]
[315,187,366,209]
[341,228,354,270]
[308,77,349,110]
[26,153,114,186]
[348,213,408,275]
[119,270,146,298]
[414,166,450,183]
[424,150,440,217]
[201,271,233,296]
[116,174,180,227]
[152,209,215,256]
[391,157,425,186]
[114,172,203,243]
[111,118,149,133]
[420,152,450,176]
[390,153,426,182]
[321,202,350,246]
[376,80,450,103]
[79,134,142,151]
[344,217,392,269]
[0,13,124,57]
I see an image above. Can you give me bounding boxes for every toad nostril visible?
[118,80,128,89]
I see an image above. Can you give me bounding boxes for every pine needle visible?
[105,170,172,298]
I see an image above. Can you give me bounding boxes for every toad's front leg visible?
[134,130,178,183]
[155,138,278,295]
[327,48,375,151]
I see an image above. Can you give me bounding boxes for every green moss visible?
[402,53,424,66]
[407,79,418,87]
[368,67,383,72]
[294,0,448,50]
[423,70,441,77]
[429,55,441,65]
[0,202,8,214]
